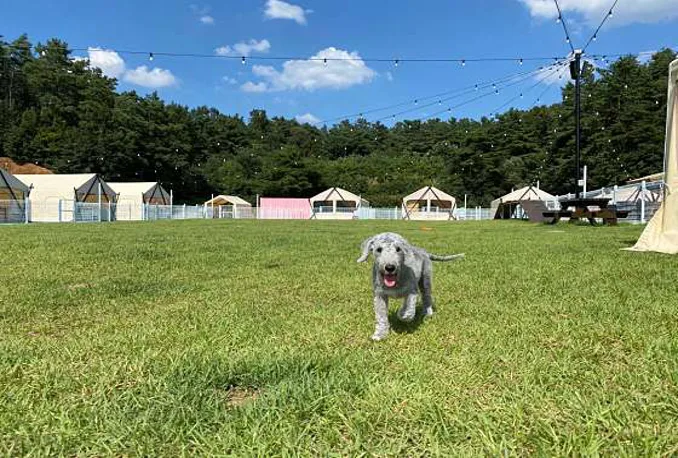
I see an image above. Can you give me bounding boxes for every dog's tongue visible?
[384,274,397,288]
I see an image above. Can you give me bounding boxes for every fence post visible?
[641,181,647,224]
[58,199,62,223]
[183,203,186,220]
[108,200,112,222]
[24,197,30,224]
[98,182,102,222]
[613,185,618,205]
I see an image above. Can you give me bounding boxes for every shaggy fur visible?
[357,232,464,341]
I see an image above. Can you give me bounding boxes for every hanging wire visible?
[374,62,565,123]
[313,62,562,125]
[486,60,570,117]
[582,0,621,53]
[553,0,576,53]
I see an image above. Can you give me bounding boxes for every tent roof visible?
[492,186,555,205]
[600,186,661,202]
[204,195,251,206]
[310,187,368,205]
[1,167,30,194]
[14,173,116,201]
[403,186,456,203]
[109,182,159,195]
[627,172,664,184]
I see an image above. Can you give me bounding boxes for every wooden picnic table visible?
[543,197,629,226]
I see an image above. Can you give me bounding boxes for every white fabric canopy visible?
[110,182,170,205]
[491,186,555,206]
[403,186,456,207]
[15,173,116,222]
[628,59,678,254]
[204,195,251,207]
[310,187,368,207]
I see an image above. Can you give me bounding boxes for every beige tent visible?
[204,195,252,218]
[403,186,457,220]
[628,59,678,254]
[310,187,367,219]
[16,173,116,222]
[110,182,171,221]
[600,186,662,203]
[1,168,30,223]
[491,185,556,221]
[627,172,664,184]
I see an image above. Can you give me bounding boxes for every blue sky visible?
[4,0,677,125]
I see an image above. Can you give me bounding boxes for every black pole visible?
[574,50,582,198]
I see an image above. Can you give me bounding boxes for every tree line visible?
[1,34,675,205]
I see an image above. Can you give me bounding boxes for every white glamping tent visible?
[16,173,116,222]
[628,59,678,254]
[310,187,368,219]
[402,186,457,220]
[110,182,171,221]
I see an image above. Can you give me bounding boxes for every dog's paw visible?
[397,307,416,322]
[423,308,434,318]
[371,331,389,341]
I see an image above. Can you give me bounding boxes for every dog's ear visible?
[357,236,374,263]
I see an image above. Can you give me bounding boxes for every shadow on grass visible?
[388,309,427,335]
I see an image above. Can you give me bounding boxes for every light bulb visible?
[149,52,154,61]
[461,59,466,67]
[519,58,523,65]
[323,58,327,66]
[241,56,246,65]
[394,59,399,67]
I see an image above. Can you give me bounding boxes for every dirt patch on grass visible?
[217,385,261,407]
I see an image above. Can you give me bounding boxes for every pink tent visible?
[259,197,312,219]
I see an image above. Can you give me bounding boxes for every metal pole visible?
[464,194,467,220]
[24,197,29,224]
[574,50,582,198]
[582,165,587,197]
[170,189,173,219]
[98,182,102,222]
[641,181,647,223]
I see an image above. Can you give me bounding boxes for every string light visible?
[323,58,327,66]
[149,52,154,61]
[519,58,524,65]
[461,59,466,67]
[394,59,399,67]
[241,56,246,65]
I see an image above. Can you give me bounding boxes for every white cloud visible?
[76,47,178,89]
[518,0,678,25]
[241,81,269,93]
[223,76,238,85]
[386,71,394,82]
[295,113,320,124]
[84,47,126,78]
[124,66,178,88]
[242,47,376,92]
[264,0,307,25]
[200,15,215,24]
[215,39,271,57]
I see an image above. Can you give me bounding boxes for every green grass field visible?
[1,220,677,456]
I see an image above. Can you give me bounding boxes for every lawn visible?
[1,220,677,456]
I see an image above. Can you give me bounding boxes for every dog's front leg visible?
[397,293,418,322]
[372,294,390,341]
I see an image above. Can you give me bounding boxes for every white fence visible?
[0,199,28,224]
[556,180,664,224]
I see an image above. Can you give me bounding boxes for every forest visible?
[1,34,675,205]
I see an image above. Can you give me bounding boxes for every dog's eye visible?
[376,247,382,253]
[396,247,401,252]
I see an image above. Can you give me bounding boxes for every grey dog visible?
[357,232,464,341]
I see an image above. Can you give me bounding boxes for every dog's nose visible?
[385,264,396,273]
